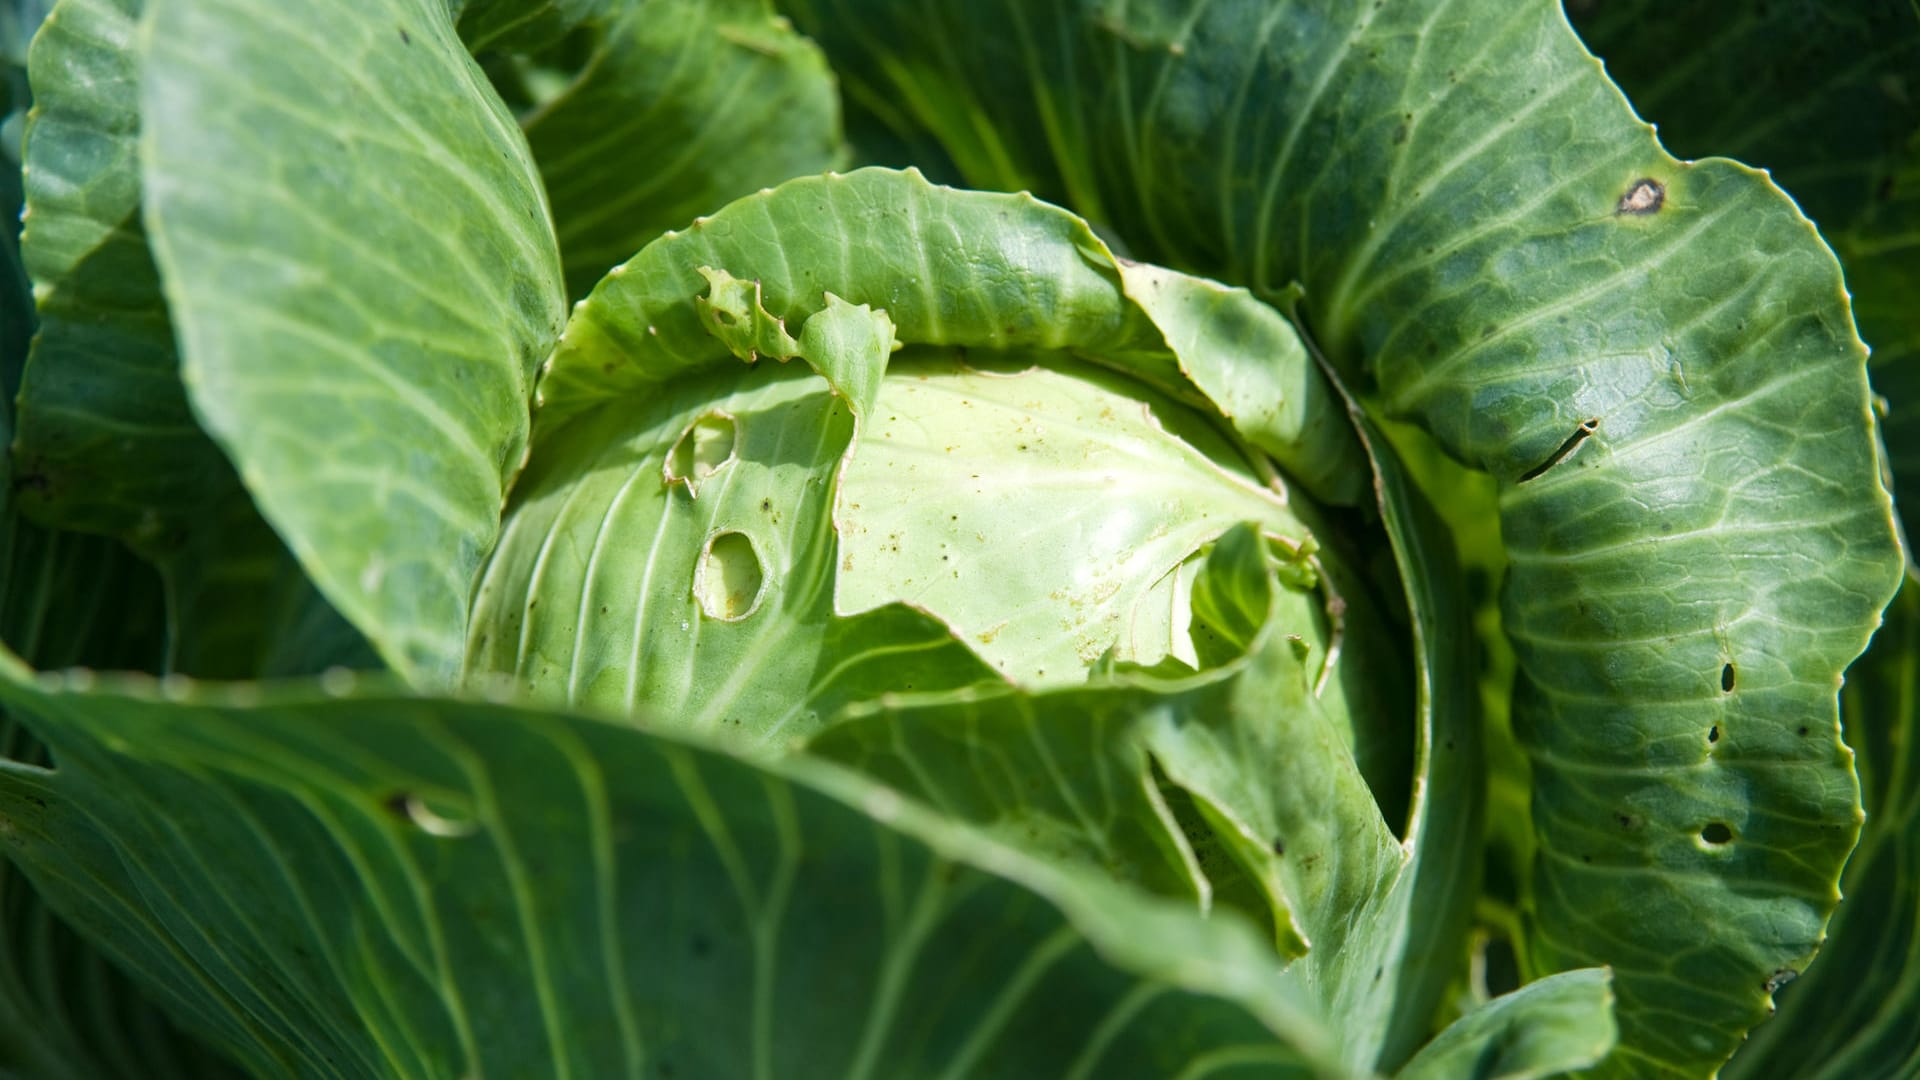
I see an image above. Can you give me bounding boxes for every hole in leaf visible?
[381,792,478,838]
[1707,725,1720,744]
[664,412,737,497]
[695,531,765,621]
[1700,822,1734,846]
[1721,663,1736,692]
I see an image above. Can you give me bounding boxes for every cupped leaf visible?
[138,0,567,682]
[1394,968,1614,1080]
[476,168,1371,747]
[811,397,1485,1077]
[0,664,1350,1079]
[780,2,1905,1072]
[506,0,844,297]
[809,524,1373,963]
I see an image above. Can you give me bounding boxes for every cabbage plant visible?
[0,0,1912,1078]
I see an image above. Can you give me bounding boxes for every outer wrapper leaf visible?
[139,0,567,682]
[0,666,1350,1079]
[1722,580,1920,1079]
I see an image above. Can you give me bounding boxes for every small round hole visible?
[1700,822,1734,846]
[664,411,738,495]
[1707,725,1720,744]
[1720,663,1736,692]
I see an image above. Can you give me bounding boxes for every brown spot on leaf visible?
[1617,178,1665,215]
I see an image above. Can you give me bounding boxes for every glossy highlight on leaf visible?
[0,0,1907,1077]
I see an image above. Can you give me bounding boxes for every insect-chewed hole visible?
[1707,725,1720,744]
[664,411,737,495]
[1720,663,1736,692]
[1699,822,1735,846]
[695,531,766,621]
[381,792,478,838]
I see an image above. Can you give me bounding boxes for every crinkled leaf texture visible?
[779,0,1906,1074]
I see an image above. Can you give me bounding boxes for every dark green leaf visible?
[0,665,1347,1078]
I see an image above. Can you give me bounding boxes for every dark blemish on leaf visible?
[1616,813,1636,829]
[381,793,411,819]
[398,26,411,44]
[1700,822,1734,845]
[1373,966,1384,982]
[600,605,610,614]
[1580,854,1593,864]
[691,934,712,958]
[528,599,538,610]
[1392,122,1408,145]
[1517,418,1599,483]
[1480,324,1497,339]
[760,498,772,512]
[1617,178,1665,215]
[1270,837,1285,856]
[1798,725,1810,736]
[1708,725,1720,744]
[1721,663,1736,692]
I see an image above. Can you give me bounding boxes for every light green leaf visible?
[11,0,372,680]
[139,0,567,682]
[812,400,1484,1078]
[500,0,845,297]
[809,523,1354,964]
[1394,968,1614,1080]
[832,352,1320,683]
[781,2,1905,1072]
[477,168,1372,749]
[0,666,1348,1078]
